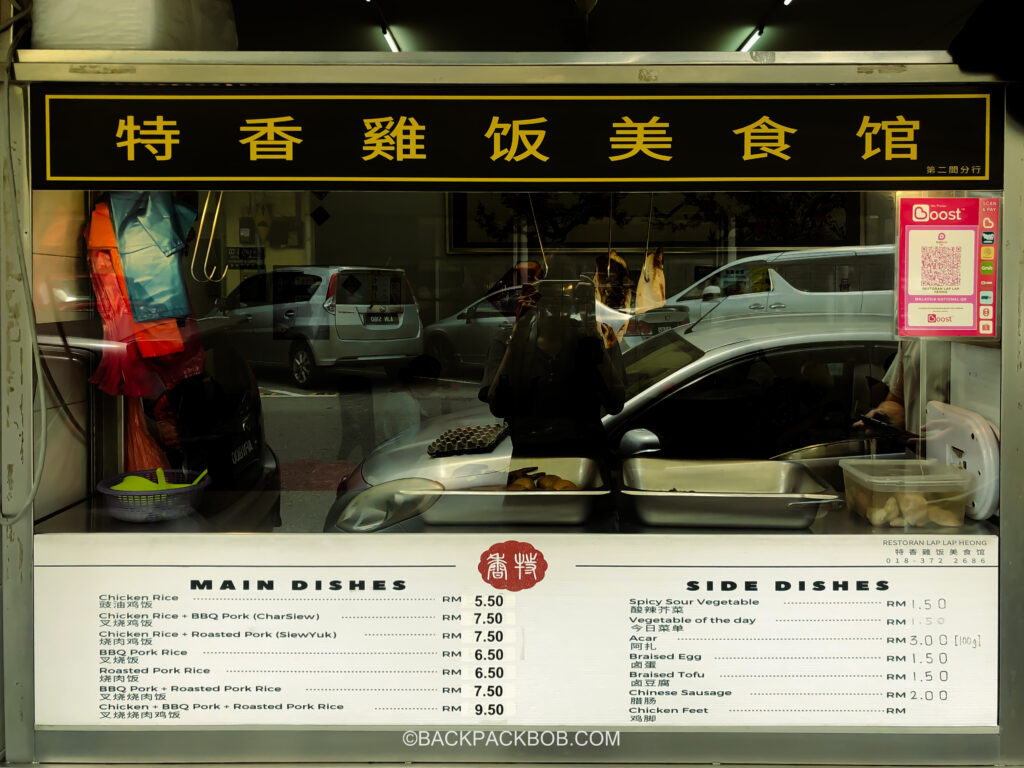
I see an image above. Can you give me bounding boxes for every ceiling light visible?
[739,26,763,52]
[370,2,401,52]
[783,0,793,5]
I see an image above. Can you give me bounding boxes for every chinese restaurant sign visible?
[31,85,1000,190]
[898,197,1000,338]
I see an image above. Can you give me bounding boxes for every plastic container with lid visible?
[838,459,975,528]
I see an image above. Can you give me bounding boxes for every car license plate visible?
[231,439,255,465]
[366,312,398,325]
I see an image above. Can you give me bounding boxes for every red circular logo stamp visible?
[477,541,548,592]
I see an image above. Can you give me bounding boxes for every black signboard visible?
[31,84,1002,190]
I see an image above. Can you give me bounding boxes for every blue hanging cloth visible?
[107,191,197,322]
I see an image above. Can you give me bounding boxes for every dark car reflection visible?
[37,318,280,533]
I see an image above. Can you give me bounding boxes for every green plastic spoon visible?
[111,474,162,492]
[154,467,191,489]
[112,469,198,492]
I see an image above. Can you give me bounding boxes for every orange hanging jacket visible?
[87,201,184,358]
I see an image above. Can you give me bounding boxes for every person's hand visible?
[506,283,540,347]
[515,283,539,320]
[853,400,906,431]
[851,410,876,429]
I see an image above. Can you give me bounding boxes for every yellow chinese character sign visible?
[362,116,427,161]
[733,116,797,161]
[485,116,549,162]
[239,116,303,161]
[115,115,180,162]
[608,116,672,161]
[857,115,919,160]
[38,86,994,190]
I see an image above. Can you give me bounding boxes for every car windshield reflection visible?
[621,330,704,399]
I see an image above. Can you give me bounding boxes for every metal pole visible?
[1,75,37,763]
[998,85,1024,764]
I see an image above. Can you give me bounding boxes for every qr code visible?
[920,245,962,288]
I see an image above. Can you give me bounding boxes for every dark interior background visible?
[229,0,1000,61]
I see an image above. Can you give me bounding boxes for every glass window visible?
[623,342,893,459]
[482,287,521,318]
[858,252,899,291]
[721,262,771,296]
[29,189,987,538]
[272,270,322,304]
[336,270,412,305]
[771,250,897,294]
[235,272,270,306]
[468,297,504,319]
[680,260,770,300]
[621,328,704,398]
[773,258,844,292]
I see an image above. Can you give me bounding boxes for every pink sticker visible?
[898,197,999,338]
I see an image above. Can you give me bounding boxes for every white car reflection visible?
[621,245,896,349]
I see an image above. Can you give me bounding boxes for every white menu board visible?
[35,533,997,728]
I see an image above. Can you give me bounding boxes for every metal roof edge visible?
[15,49,1002,85]
[16,50,958,66]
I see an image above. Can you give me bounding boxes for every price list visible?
[78,587,524,725]
[35,533,997,728]
[615,588,987,725]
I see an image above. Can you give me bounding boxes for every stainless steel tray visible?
[771,438,906,492]
[418,457,608,525]
[621,459,841,529]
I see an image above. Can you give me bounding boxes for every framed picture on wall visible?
[446,191,861,254]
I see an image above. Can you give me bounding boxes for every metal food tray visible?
[417,457,608,525]
[771,438,906,492]
[621,459,841,529]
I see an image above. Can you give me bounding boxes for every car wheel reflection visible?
[426,335,457,376]
[290,342,315,388]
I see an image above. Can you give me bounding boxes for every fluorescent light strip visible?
[383,27,400,52]
[739,26,763,52]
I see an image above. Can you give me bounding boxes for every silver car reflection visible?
[425,285,634,374]
[424,287,520,373]
[620,245,896,349]
[325,313,898,532]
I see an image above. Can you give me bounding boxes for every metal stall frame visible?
[2,50,1021,767]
